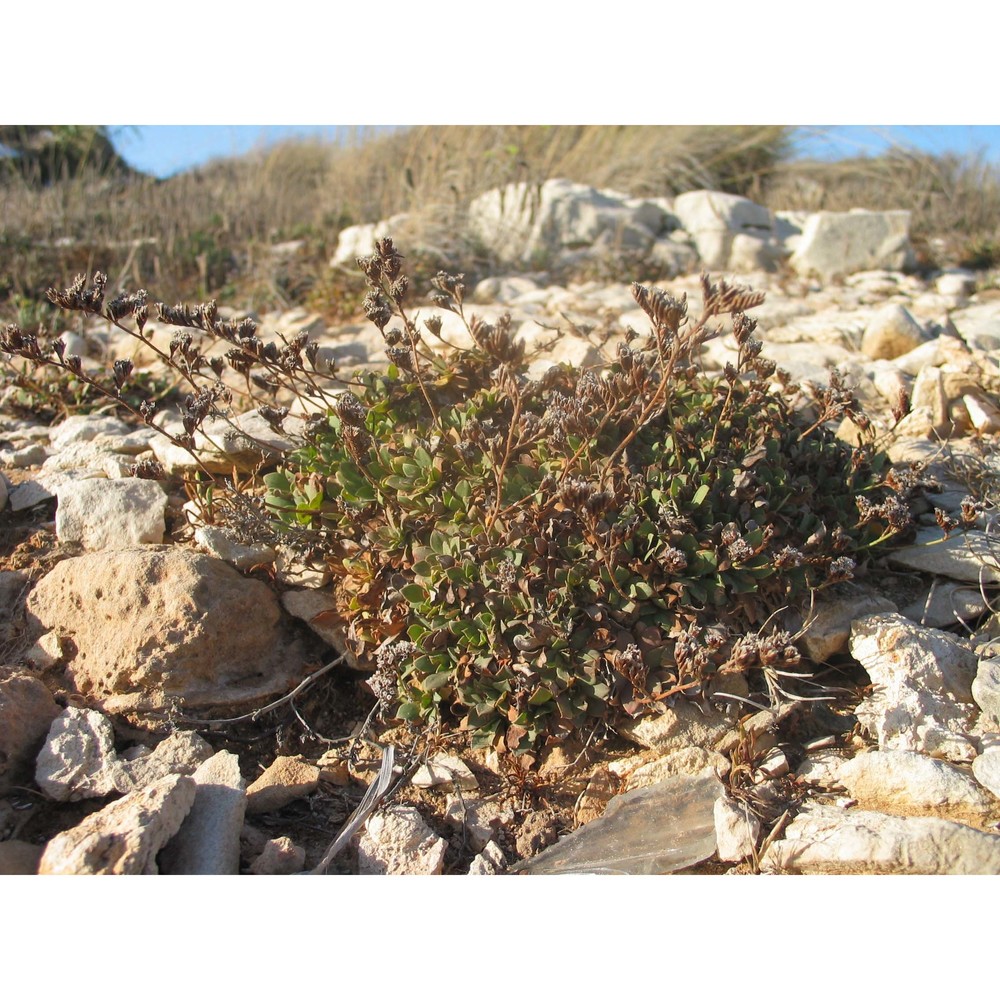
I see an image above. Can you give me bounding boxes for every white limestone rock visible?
[55,477,167,550]
[901,580,987,630]
[467,839,507,875]
[8,479,55,511]
[357,805,447,875]
[949,301,1000,353]
[796,587,897,663]
[0,443,48,468]
[443,795,516,853]
[647,237,699,276]
[790,210,914,282]
[467,179,661,267]
[39,773,197,875]
[35,707,124,801]
[193,410,308,472]
[472,275,541,304]
[617,700,731,754]
[714,794,761,863]
[48,414,132,451]
[330,214,411,268]
[972,657,1000,727]
[850,613,979,761]
[835,750,995,821]
[671,190,774,271]
[411,754,478,791]
[760,803,1000,874]
[119,731,215,788]
[623,746,730,792]
[972,752,1000,800]
[194,525,276,571]
[935,269,977,298]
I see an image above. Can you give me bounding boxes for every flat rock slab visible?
[26,547,306,715]
[158,751,246,875]
[835,750,996,825]
[901,580,988,630]
[512,772,723,875]
[39,773,196,875]
[888,527,1000,584]
[850,613,979,761]
[760,803,1000,874]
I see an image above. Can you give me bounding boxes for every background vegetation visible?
[3,125,1000,324]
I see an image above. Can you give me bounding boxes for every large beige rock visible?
[26,548,306,715]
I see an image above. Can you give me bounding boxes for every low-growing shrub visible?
[7,241,919,752]
[262,240,914,751]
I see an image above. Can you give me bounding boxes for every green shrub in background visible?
[264,239,916,752]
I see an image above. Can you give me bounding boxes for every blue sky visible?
[109,125,1000,180]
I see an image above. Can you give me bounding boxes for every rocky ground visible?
[3,184,1000,875]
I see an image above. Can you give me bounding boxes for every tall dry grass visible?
[2,125,999,320]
